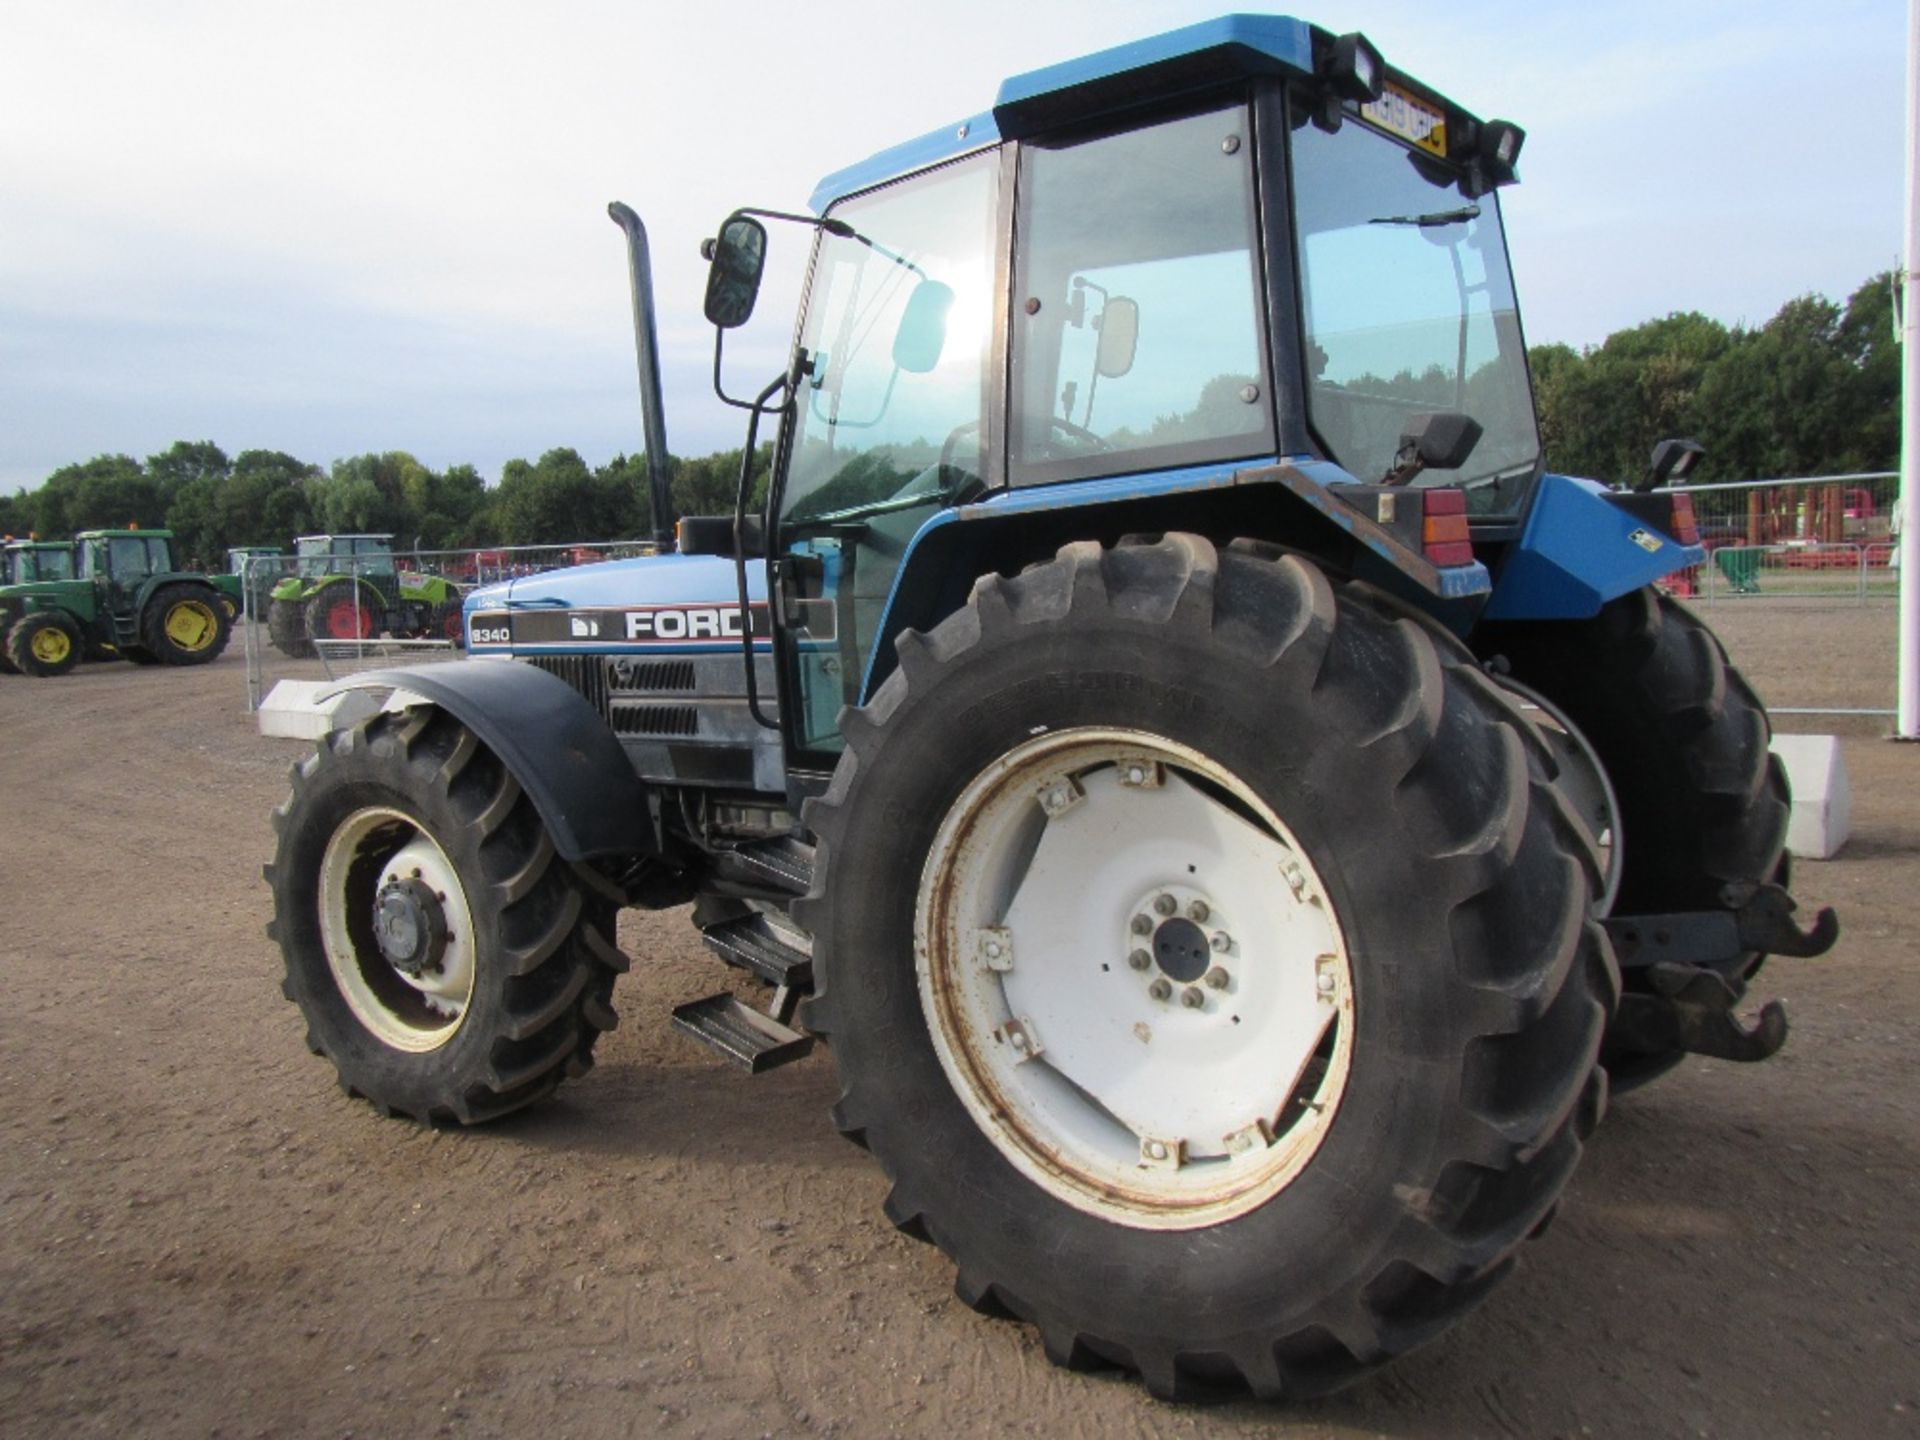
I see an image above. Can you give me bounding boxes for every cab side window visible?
[1011,103,1273,483]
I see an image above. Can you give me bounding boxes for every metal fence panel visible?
[238,539,657,709]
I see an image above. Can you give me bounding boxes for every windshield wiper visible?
[1369,204,1482,228]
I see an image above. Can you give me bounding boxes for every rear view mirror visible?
[1385,411,1482,484]
[1095,297,1139,378]
[893,280,954,374]
[702,215,768,330]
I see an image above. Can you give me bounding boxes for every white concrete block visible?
[1768,734,1852,860]
[256,680,380,741]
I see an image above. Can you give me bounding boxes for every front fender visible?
[324,660,657,861]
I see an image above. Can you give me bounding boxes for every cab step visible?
[670,992,814,1073]
[700,913,813,988]
[712,837,814,896]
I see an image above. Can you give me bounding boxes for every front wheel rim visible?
[915,727,1354,1231]
[29,626,71,664]
[317,806,478,1052]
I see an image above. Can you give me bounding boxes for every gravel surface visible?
[1,607,1914,1438]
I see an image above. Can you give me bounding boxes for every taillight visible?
[1669,493,1701,546]
[1422,488,1474,567]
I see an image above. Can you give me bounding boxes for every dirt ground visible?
[2,604,1915,1439]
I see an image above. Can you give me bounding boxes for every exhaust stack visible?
[607,201,676,552]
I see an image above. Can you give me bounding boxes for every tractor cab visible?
[79,528,180,589]
[291,534,398,581]
[3,540,77,587]
[688,15,1540,771]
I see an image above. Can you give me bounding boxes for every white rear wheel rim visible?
[915,727,1354,1231]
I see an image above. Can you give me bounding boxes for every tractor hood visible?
[463,552,769,655]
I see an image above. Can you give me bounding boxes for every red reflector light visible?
[1422,489,1473,567]
[1670,494,1700,546]
[1425,541,1476,568]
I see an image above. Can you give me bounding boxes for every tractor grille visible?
[609,704,699,738]
[608,658,696,693]
[524,655,609,717]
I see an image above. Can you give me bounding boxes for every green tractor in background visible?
[265,534,465,659]
[0,528,235,677]
[227,545,287,617]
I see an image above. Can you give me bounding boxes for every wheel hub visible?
[1149,914,1210,983]
[372,876,450,980]
[318,811,478,1052]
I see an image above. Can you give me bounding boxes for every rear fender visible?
[861,458,1493,698]
[323,661,658,861]
[1482,473,1707,621]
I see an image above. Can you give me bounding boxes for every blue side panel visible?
[809,115,999,214]
[1482,473,1707,621]
[993,14,1314,117]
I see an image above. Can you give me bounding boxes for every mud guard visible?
[1482,472,1709,620]
[324,662,657,861]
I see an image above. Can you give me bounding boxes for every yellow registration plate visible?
[1361,83,1448,157]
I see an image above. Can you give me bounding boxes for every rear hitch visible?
[1603,881,1837,1065]
[1604,882,1838,975]
[1615,964,1790,1064]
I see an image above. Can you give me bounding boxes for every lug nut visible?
[1181,986,1204,1009]
[1148,978,1172,1002]
[1204,967,1229,989]
[1144,1140,1169,1161]
[1153,893,1177,917]
[1128,949,1152,971]
[1210,932,1231,953]
[1131,914,1154,936]
[1186,899,1210,923]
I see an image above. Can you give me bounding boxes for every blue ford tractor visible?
[267,15,1836,1401]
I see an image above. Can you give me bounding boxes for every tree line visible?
[0,443,770,565]
[0,272,1898,561]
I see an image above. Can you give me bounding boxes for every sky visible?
[0,0,1907,496]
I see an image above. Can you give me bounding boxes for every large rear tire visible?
[266,707,628,1122]
[142,584,232,665]
[304,582,382,647]
[798,536,1616,1400]
[1474,587,1789,1091]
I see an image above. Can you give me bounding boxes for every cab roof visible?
[808,12,1480,213]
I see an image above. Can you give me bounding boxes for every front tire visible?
[8,611,83,677]
[266,707,628,1122]
[267,597,315,658]
[799,536,1616,1399]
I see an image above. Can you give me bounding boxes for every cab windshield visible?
[1291,112,1540,516]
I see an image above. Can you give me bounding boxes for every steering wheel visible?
[1038,414,1112,461]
